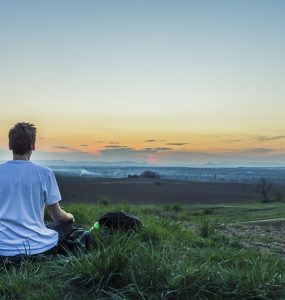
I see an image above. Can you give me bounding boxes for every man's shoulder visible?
[0,162,8,171]
[30,162,54,174]
[0,161,15,170]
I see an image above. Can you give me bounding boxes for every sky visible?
[0,0,284,166]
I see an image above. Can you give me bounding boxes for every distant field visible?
[56,175,285,205]
[56,175,282,204]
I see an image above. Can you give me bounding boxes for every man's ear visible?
[8,141,12,150]
[31,143,35,151]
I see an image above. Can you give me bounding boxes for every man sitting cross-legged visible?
[0,122,76,259]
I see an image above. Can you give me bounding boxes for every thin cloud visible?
[109,141,120,144]
[224,135,285,143]
[145,139,166,142]
[103,146,134,150]
[155,147,172,150]
[79,144,88,147]
[105,145,129,149]
[97,145,175,163]
[255,135,285,141]
[224,139,244,142]
[223,136,251,143]
[167,142,188,146]
[100,147,172,158]
[99,147,151,161]
[52,145,85,153]
[53,145,71,150]
[144,147,172,151]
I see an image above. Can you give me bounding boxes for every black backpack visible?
[65,229,92,252]
[98,211,142,233]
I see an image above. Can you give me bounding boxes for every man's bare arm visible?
[47,202,75,223]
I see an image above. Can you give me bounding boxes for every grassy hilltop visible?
[1,202,285,299]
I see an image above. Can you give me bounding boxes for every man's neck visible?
[13,153,31,161]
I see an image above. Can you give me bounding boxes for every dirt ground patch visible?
[218,221,285,258]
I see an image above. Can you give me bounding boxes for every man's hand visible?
[66,213,75,223]
[47,202,75,223]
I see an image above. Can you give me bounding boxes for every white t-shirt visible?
[0,160,60,256]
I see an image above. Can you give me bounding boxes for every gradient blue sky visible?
[0,0,284,165]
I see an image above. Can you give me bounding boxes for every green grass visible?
[3,202,285,299]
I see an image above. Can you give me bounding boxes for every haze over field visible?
[0,0,284,166]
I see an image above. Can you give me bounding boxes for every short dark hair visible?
[8,122,37,155]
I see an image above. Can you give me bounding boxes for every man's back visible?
[0,160,59,256]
